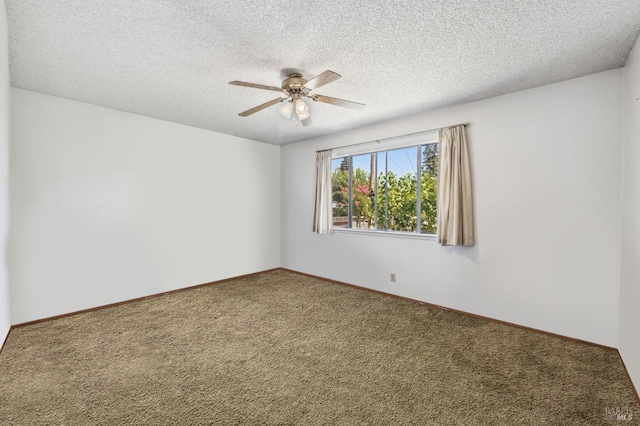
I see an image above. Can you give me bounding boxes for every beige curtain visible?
[313,150,333,234]
[437,125,474,246]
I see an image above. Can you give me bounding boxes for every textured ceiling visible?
[6,1,640,145]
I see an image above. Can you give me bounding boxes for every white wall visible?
[620,36,640,392]
[0,1,10,345]
[10,89,280,324]
[282,69,623,347]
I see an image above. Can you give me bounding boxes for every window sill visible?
[332,228,436,241]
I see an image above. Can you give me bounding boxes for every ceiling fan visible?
[229,70,365,125]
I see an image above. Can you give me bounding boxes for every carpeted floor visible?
[0,269,638,425]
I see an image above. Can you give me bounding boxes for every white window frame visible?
[331,131,439,240]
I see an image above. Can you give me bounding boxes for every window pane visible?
[350,154,374,229]
[374,151,386,230]
[386,146,418,232]
[421,144,438,234]
[330,143,437,235]
[331,157,349,228]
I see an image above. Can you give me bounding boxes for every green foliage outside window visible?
[331,144,438,234]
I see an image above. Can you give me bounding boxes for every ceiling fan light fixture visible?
[280,101,293,118]
[295,99,310,120]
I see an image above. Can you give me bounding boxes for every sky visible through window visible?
[332,147,420,180]
[348,148,417,177]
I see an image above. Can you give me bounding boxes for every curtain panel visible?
[437,125,474,246]
[313,150,333,234]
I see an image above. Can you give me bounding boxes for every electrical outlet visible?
[390,273,396,282]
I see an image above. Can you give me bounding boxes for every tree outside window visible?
[331,143,438,235]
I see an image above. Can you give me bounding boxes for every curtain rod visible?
[316,122,469,153]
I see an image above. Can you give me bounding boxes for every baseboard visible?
[281,268,640,404]
[617,350,640,406]
[12,268,281,328]
[0,326,11,355]
[280,268,616,351]
[6,266,638,406]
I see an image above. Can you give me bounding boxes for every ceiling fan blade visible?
[311,94,365,110]
[303,70,341,91]
[229,81,283,93]
[239,98,285,117]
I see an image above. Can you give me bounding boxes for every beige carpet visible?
[0,269,638,425]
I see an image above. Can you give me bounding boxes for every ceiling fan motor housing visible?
[282,73,309,95]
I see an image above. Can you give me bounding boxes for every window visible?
[331,142,439,235]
